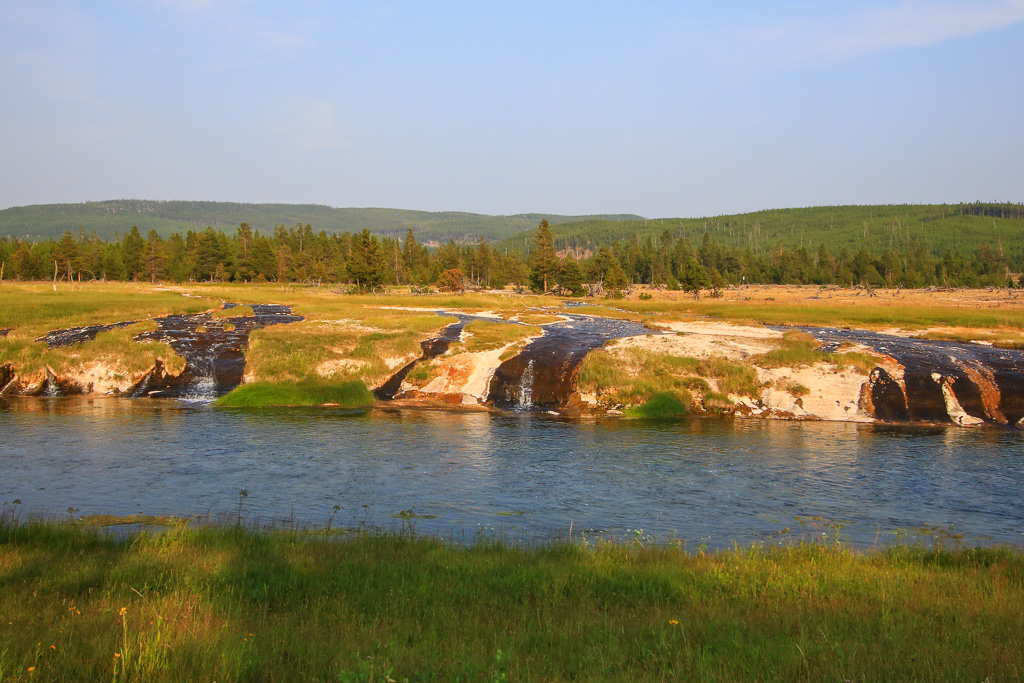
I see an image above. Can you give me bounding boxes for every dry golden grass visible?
[606,284,1024,333]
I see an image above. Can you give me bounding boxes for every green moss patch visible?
[215,379,374,408]
[624,391,689,419]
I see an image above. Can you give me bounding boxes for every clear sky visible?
[1,0,1022,218]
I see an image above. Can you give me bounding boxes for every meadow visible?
[0,516,1021,682]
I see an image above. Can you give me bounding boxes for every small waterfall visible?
[181,374,217,403]
[487,314,658,410]
[133,305,302,400]
[515,359,534,410]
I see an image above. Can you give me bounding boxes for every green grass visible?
[624,391,689,419]
[579,348,762,413]
[0,282,211,333]
[214,379,374,407]
[456,320,541,353]
[0,321,183,380]
[749,330,879,373]
[0,519,1022,681]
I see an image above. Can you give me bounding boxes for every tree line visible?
[0,219,1019,293]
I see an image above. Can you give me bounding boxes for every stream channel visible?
[1,399,1022,549]
[2,306,1023,548]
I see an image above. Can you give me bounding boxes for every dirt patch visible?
[749,364,873,422]
[614,324,779,361]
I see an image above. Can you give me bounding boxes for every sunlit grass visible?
[580,348,761,411]
[243,314,457,387]
[0,282,211,333]
[214,379,373,407]
[749,330,879,373]
[0,518,1021,682]
[609,297,1024,331]
[0,321,182,379]
[455,320,541,353]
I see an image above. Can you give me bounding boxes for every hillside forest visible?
[1,206,1022,295]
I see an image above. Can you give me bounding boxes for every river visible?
[1,397,1021,549]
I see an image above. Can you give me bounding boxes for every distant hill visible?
[496,203,1024,259]
[4,201,1022,263]
[0,200,644,243]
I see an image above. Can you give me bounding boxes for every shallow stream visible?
[1,398,1021,549]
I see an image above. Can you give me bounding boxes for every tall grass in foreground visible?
[0,519,1021,682]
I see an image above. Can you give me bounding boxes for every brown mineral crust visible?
[959,362,1007,424]
[866,367,909,422]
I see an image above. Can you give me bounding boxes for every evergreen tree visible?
[473,237,495,286]
[503,251,529,290]
[144,230,165,283]
[680,258,712,299]
[161,234,189,282]
[121,226,145,281]
[347,229,385,290]
[557,256,585,296]
[11,242,40,280]
[55,230,78,280]
[529,220,559,292]
[603,259,629,297]
[100,243,126,281]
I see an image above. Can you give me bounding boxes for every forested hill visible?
[4,201,1023,264]
[498,203,1024,260]
[0,200,644,243]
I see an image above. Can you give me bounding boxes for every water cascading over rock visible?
[373,315,473,400]
[487,315,656,410]
[812,328,1024,427]
[133,304,303,400]
[5,304,302,400]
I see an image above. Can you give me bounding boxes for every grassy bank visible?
[579,347,760,413]
[213,379,374,408]
[6,282,1024,404]
[1,520,1021,682]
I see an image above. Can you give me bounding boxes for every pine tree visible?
[529,220,559,292]
[603,259,629,297]
[144,230,165,283]
[347,229,385,290]
[121,226,145,281]
[680,258,711,299]
[55,230,78,280]
[557,256,585,296]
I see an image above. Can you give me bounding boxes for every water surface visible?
[1,397,1021,549]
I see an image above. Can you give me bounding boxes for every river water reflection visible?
[1,397,1021,549]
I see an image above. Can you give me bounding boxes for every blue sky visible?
[1,0,1022,218]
